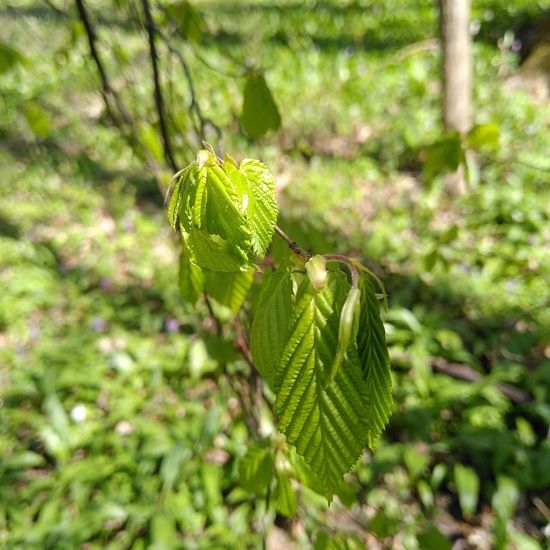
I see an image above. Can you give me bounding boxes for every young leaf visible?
[240,73,281,140]
[23,102,51,139]
[356,275,392,449]
[239,159,278,258]
[454,463,480,517]
[239,445,274,494]
[0,40,26,74]
[274,273,372,496]
[274,473,297,518]
[203,270,253,313]
[164,1,204,44]
[179,248,204,305]
[168,149,278,272]
[250,267,293,387]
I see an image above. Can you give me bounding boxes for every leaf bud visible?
[305,255,328,291]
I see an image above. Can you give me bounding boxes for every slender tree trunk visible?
[438,0,472,194]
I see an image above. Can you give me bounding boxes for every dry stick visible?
[141,0,178,172]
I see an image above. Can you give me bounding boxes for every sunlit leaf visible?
[239,445,273,494]
[250,267,292,387]
[179,248,204,305]
[274,272,372,497]
[203,269,253,312]
[356,274,392,449]
[240,73,281,140]
[23,102,51,138]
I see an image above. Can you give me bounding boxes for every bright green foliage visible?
[239,445,274,494]
[0,40,26,74]
[23,102,51,138]
[250,267,293,387]
[203,270,253,313]
[170,150,392,497]
[240,72,281,140]
[274,272,376,496]
[169,149,277,272]
[178,248,204,306]
[454,464,480,517]
[356,275,393,449]
[274,473,297,518]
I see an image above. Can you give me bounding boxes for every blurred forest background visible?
[1,0,550,548]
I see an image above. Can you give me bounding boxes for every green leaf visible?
[238,159,278,258]
[203,270,253,312]
[467,123,500,152]
[423,132,465,182]
[417,525,451,550]
[250,267,293,387]
[274,473,297,518]
[168,150,278,272]
[23,102,51,138]
[356,275,392,449]
[165,1,204,44]
[274,272,372,496]
[178,248,204,305]
[138,124,164,162]
[0,41,26,74]
[240,73,281,140]
[454,463,479,517]
[239,445,273,494]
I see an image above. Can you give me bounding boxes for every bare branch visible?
[140,0,178,172]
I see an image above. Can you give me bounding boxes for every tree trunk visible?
[438,0,472,194]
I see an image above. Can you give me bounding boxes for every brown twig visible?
[274,225,311,260]
[140,0,178,172]
[74,0,165,191]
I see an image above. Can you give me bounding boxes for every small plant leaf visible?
[454,463,480,517]
[240,73,281,140]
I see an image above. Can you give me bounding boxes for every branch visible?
[74,0,165,190]
[140,0,178,172]
[274,225,311,260]
[156,25,222,148]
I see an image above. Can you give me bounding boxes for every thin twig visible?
[74,0,165,191]
[141,0,178,172]
[274,225,311,259]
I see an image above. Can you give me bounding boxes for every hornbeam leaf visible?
[239,159,278,258]
[274,473,297,518]
[178,248,204,305]
[204,270,253,313]
[274,272,371,496]
[239,445,274,494]
[168,149,278,272]
[357,275,392,449]
[250,267,292,387]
